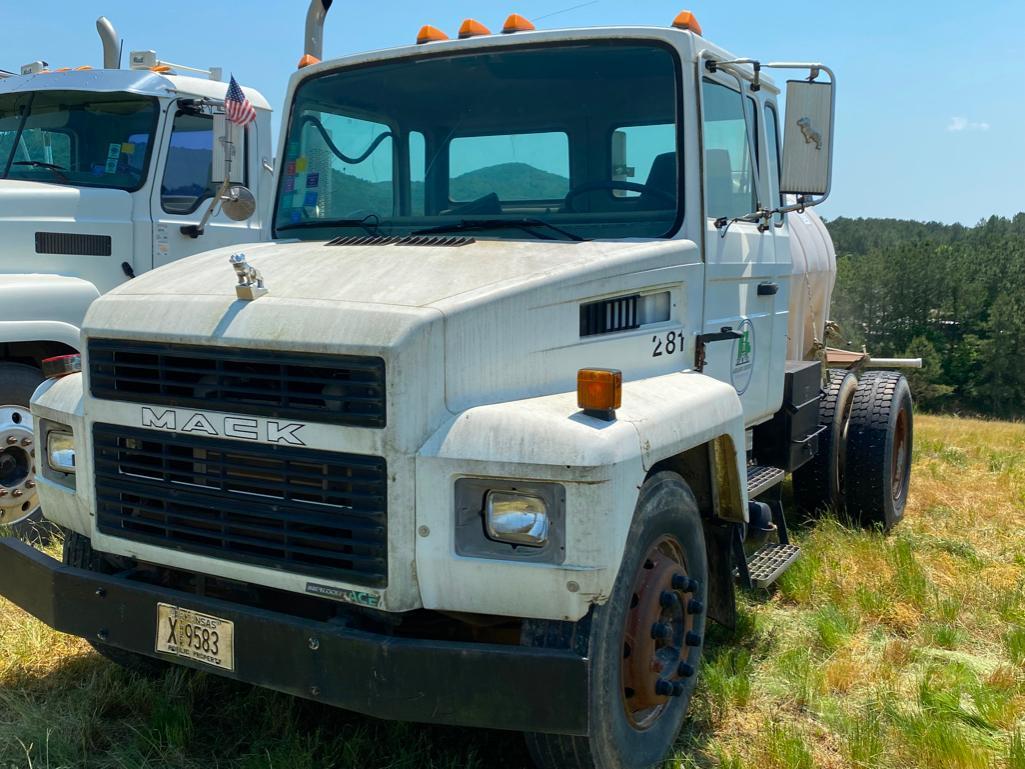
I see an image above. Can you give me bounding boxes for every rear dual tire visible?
[525,472,707,769]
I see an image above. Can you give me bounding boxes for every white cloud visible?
[947,116,990,132]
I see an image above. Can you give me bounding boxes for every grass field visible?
[2,414,1024,768]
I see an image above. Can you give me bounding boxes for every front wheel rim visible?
[620,535,699,730]
[0,405,38,526]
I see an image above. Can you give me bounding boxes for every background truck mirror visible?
[780,79,833,196]
[212,113,244,185]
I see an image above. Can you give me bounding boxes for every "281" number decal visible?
[652,330,684,357]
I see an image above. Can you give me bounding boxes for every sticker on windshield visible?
[307,172,319,188]
[290,210,302,224]
[295,157,308,172]
[105,143,121,174]
[304,191,318,207]
[121,143,135,155]
[284,177,295,193]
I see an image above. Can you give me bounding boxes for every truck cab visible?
[0,18,272,534]
[11,8,913,769]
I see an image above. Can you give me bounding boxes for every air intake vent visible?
[35,232,112,256]
[326,234,474,247]
[580,294,641,337]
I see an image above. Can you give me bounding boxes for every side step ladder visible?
[734,465,801,589]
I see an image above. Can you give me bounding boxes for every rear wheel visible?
[793,369,858,515]
[0,362,50,542]
[844,371,913,531]
[63,531,168,676]
[525,472,708,769]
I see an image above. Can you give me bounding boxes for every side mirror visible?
[780,79,834,196]
[220,185,256,222]
[212,113,244,185]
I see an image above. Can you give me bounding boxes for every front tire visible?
[525,472,708,769]
[0,361,49,542]
[844,372,913,531]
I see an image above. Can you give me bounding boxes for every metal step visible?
[745,542,801,588]
[747,464,785,498]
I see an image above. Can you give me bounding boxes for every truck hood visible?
[109,237,647,308]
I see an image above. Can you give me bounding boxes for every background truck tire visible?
[792,369,858,515]
[0,361,51,543]
[844,371,913,531]
[63,531,168,677]
[524,471,708,769]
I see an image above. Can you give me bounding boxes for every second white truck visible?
[0,17,272,535]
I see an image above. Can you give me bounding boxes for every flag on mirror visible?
[225,75,256,126]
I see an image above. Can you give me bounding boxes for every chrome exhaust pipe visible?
[303,0,333,63]
[96,17,120,69]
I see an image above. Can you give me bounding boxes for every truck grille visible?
[88,340,386,428]
[93,423,388,587]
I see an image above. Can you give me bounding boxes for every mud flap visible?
[701,519,737,630]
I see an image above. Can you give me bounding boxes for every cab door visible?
[150,109,262,270]
[698,75,788,427]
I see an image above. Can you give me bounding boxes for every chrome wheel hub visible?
[0,405,38,526]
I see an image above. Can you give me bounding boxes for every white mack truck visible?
[6,6,914,769]
[0,17,272,536]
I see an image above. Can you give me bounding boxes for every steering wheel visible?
[562,180,676,212]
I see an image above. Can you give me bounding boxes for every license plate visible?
[155,603,235,671]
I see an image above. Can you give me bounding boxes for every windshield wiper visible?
[412,218,586,242]
[277,215,385,236]
[11,160,69,183]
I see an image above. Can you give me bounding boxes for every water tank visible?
[786,206,836,360]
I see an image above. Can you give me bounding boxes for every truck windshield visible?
[274,42,681,241]
[0,90,158,191]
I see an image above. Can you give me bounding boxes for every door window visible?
[161,112,217,214]
[702,79,758,221]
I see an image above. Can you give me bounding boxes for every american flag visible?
[225,75,256,127]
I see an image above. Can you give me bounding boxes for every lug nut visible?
[678,661,696,677]
[651,622,672,640]
[6,435,16,444]
[671,574,699,593]
[95,588,106,598]
[659,590,677,608]
[308,637,320,651]
[0,489,7,497]
[25,480,35,489]
[671,681,685,697]
[12,489,22,497]
[654,679,674,697]
[685,631,702,647]
[20,437,31,447]
[687,599,704,615]
[97,629,109,642]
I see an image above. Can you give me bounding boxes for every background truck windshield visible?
[274,42,681,240]
[0,90,158,191]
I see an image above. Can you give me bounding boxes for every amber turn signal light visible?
[671,10,702,35]
[297,53,321,69]
[577,368,622,421]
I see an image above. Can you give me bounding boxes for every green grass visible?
[3,415,1025,768]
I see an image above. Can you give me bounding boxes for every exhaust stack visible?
[300,0,333,68]
[96,17,120,69]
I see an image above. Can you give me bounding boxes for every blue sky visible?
[5,0,1023,224]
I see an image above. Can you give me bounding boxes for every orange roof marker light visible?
[417,25,450,44]
[502,13,536,33]
[149,64,173,73]
[671,10,702,35]
[297,54,321,69]
[458,18,491,39]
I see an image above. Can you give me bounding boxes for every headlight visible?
[485,490,549,547]
[46,430,76,474]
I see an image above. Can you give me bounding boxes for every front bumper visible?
[0,538,589,735]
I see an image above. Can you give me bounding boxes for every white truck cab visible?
[0,18,272,534]
[11,7,914,769]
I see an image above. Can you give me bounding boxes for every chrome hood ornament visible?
[229,253,267,301]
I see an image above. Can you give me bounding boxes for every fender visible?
[414,370,747,622]
[30,372,92,536]
[0,275,100,350]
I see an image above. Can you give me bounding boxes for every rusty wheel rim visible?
[620,535,698,730]
[891,407,911,502]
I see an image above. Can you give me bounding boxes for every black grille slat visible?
[94,424,388,587]
[88,340,386,428]
[35,231,112,256]
[326,234,474,247]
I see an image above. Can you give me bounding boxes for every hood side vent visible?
[326,234,475,247]
[580,294,641,337]
[36,232,112,256]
